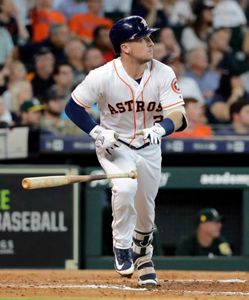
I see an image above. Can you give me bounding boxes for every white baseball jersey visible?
[72,57,184,148]
[71,57,185,248]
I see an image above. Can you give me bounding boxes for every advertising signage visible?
[0,166,80,268]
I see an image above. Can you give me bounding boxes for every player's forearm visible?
[65,97,98,134]
[164,111,185,131]
[162,107,188,133]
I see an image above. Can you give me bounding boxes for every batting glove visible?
[89,125,120,155]
[137,124,166,145]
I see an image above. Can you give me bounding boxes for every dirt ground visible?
[0,269,249,299]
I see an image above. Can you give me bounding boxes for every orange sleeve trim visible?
[72,92,91,109]
[162,100,185,109]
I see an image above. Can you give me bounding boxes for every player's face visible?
[125,35,154,63]
[202,221,222,238]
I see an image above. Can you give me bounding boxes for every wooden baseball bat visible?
[21,170,138,190]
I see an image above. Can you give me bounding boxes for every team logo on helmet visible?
[140,18,148,28]
[171,78,181,94]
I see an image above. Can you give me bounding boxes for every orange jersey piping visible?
[113,60,136,145]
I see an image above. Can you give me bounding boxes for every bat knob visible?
[22,178,30,189]
[129,170,138,179]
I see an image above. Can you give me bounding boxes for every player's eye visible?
[142,36,153,43]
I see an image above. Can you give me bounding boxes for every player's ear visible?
[120,43,130,54]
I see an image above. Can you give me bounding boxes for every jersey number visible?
[154,115,163,123]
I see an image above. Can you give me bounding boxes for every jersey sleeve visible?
[159,65,185,111]
[71,70,101,109]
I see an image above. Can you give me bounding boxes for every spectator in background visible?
[83,47,105,74]
[3,60,27,97]
[212,0,247,29]
[131,0,170,29]
[162,0,194,26]
[0,26,14,66]
[208,71,248,124]
[54,0,87,20]
[212,0,249,63]
[17,97,47,154]
[12,0,35,28]
[92,26,115,63]
[69,0,113,45]
[80,47,103,123]
[181,0,215,51]
[31,0,66,43]
[207,27,238,75]
[158,27,181,61]
[27,47,55,101]
[184,47,220,105]
[17,98,44,128]
[16,24,70,69]
[175,208,232,257]
[50,62,74,99]
[103,0,132,20]
[0,95,12,127]
[41,88,83,136]
[5,79,33,123]
[171,95,212,138]
[64,38,87,85]
[216,97,249,135]
[7,60,27,85]
[163,52,212,138]
[0,0,29,45]
[1,60,27,114]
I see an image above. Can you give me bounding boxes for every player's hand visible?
[136,124,166,145]
[96,129,120,155]
[90,125,120,155]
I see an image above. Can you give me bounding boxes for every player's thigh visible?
[135,144,162,200]
[97,144,138,191]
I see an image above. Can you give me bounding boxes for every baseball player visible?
[65,15,188,287]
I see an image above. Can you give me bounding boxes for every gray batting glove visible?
[137,124,166,145]
[90,125,120,155]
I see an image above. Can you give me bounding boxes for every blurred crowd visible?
[1,0,249,138]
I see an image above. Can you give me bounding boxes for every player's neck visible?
[121,57,147,80]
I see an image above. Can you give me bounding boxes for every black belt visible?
[118,139,150,150]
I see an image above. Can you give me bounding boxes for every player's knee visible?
[113,180,137,200]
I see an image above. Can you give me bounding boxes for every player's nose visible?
[144,36,154,46]
[148,37,154,46]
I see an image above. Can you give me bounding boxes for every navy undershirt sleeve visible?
[159,118,175,136]
[65,97,98,134]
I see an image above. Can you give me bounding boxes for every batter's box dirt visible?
[0,269,249,299]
